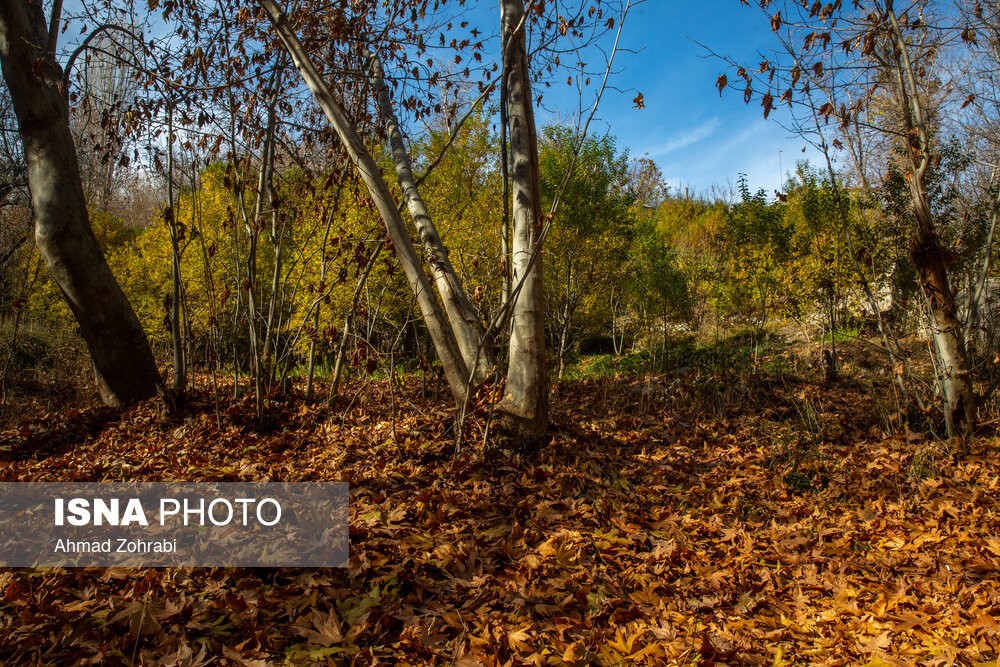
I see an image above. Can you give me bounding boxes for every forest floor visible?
[1,339,1000,665]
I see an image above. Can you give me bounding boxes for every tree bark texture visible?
[886,8,978,434]
[0,0,162,407]
[366,50,494,385]
[911,208,978,434]
[497,0,548,444]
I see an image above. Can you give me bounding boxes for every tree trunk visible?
[237,76,278,420]
[166,102,185,391]
[243,150,266,418]
[0,0,161,407]
[887,8,977,435]
[557,313,570,379]
[912,219,977,435]
[258,0,470,405]
[557,258,573,379]
[365,50,493,384]
[260,74,286,383]
[610,287,624,355]
[496,0,548,445]
[662,302,669,359]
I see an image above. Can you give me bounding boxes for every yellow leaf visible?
[507,628,533,653]
[971,614,999,634]
[562,641,584,664]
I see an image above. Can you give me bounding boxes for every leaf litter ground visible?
[0,370,998,666]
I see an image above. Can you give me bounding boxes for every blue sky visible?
[531,0,825,200]
[54,0,822,198]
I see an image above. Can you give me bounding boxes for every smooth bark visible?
[259,63,289,382]
[0,0,161,407]
[912,211,978,434]
[257,0,470,403]
[365,49,493,384]
[497,0,548,443]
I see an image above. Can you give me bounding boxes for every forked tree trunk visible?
[365,50,494,384]
[258,0,470,404]
[497,0,548,445]
[0,0,162,407]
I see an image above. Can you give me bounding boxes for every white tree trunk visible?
[365,50,493,383]
[497,0,548,443]
[165,102,185,391]
[257,0,470,403]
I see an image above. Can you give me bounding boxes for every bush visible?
[0,318,97,425]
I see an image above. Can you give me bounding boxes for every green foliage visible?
[414,106,503,316]
[561,351,652,379]
[653,194,727,325]
[631,215,692,323]
[823,327,860,344]
[0,318,94,424]
[91,211,141,251]
[8,117,925,393]
[538,125,639,366]
[713,176,794,346]
[539,125,634,240]
[782,164,868,327]
[562,329,793,379]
